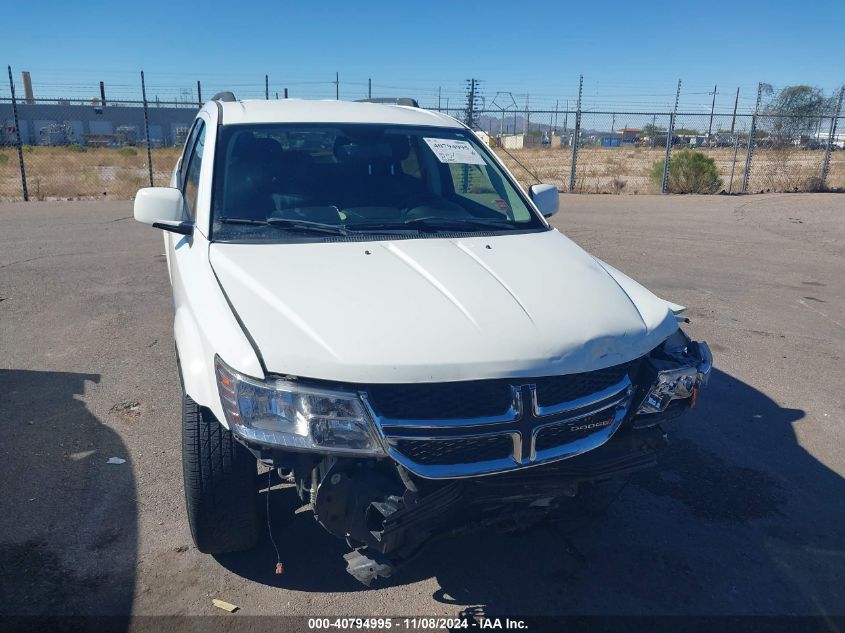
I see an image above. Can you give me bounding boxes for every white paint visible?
[209,230,678,384]
[140,97,684,424]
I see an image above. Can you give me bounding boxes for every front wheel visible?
[182,393,260,554]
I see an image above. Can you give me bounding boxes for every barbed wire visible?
[2,66,841,114]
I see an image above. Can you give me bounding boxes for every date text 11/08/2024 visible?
[307,617,529,629]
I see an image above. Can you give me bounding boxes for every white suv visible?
[134,94,711,584]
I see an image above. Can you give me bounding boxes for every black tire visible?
[182,393,260,554]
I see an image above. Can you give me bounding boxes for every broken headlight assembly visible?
[635,329,712,421]
[214,355,385,456]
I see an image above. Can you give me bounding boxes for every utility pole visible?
[707,84,718,139]
[368,78,372,99]
[335,72,339,100]
[265,75,269,100]
[525,94,530,137]
[284,88,288,98]
[730,87,740,134]
[196,80,202,107]
[554,99,559,134]
[651,114,657,147]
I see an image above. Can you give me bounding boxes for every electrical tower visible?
[464,78,481,128]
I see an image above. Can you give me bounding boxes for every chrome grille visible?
[363,365,637,479]
[366,361,637,420]
[534,409,618,451]
[534,361,637,408]
[394,435,513,465]
[367,380,512,419]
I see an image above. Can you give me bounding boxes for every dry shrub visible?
[755,149,823,192]
[651,149,722,194]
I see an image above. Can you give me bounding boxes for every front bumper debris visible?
[315,424,668,585]
[244,330,712,585]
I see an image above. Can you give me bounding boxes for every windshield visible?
[211,123,546,241]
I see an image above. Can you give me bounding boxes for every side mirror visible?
[134,187,192,235]
[530,183,559,218]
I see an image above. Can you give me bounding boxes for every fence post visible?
[568,75,583,193]
[742,82,763,194]
[728,133,740,193]
[197,80,202,107]
[661,79,681,194]
[140,71,154,187]
[821,85,844,190]
[7,66,28,201]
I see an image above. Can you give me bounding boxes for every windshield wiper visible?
[220,217,348,235]
[219,218,266,225]
[346,217,519,231]
[347,217,520,233]
[266,217,348,235]
[409,217,521,231]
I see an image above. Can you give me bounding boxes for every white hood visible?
[209,230,678,383]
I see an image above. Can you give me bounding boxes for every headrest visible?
[231,134,283,163]
[333,135,409,163]
[387,136,410,161]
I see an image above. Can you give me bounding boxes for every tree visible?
[641,123,666,137]
[761,84,832,144]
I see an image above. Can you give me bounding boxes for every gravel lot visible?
[1,193,844,621]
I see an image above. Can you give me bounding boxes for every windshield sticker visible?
[423,138,486,165]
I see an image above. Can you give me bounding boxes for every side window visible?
[181,121,206,220]
[179,120,202,187]
[447,164,508,217]
[442,158,532,222]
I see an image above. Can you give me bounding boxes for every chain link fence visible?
[1,68,843,201]
[469,106,844,195]
[0,95,191,200]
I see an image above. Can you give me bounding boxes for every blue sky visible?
[4,0,844,112]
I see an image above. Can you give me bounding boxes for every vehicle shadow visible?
[216,368,845,615]
[0,369,137,622]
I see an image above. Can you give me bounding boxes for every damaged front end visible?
[222,330,712,585]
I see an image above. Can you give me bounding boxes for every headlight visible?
[637,366,699,414]
[636,337,712,415]
[214,355,385,456]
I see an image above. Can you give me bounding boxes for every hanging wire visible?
[266,468,284,575]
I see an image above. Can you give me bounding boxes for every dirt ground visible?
[0,146,179,200]
[1,194,844,625]
[1,144,842,202]
[493,146,845,194]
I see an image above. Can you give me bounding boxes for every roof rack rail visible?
[355,97,419,108]
[211,91,237,102]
